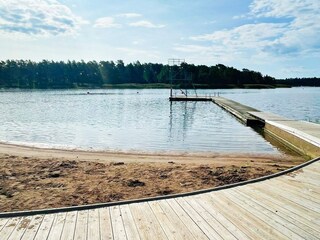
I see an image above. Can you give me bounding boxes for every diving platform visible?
[169,96,212,102]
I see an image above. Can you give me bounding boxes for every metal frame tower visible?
[168,58,197,98]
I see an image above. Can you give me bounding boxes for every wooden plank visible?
[272,178,320,198]
[0,218,9,232]
[186,197,237,240]
[47,212,67,240]
[223,190,312,239]
[301,168,320,177]
[302,169,320,179]
[245,185,320,225]
[110,205,127,240]
[267,179,320,204]
[99,208,113,240]
[234,188,320,237]
[158,200,199,240]
[34,214,56,240]
[203,193,275,239]
[175,197,222,240]
[60,211,77,240]
[21,215,44,240]
[74,210,88,240]
[149,200,189,240]
[303,166,320,174]
[120,204,141,240]
[193,194,250,240]
[8,216,32,240]
[283,174,320,187]
[166,199,209,240]
[0,217,21,239]
[87,209,100,240]
[256,181,320,213]
[129,202,168,240]
[296,171,320,182]
[279,175,320,191]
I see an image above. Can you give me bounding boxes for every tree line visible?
[0,60,318,89]
[276,77,320,87]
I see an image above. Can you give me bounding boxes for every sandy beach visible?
[0,143,306,212]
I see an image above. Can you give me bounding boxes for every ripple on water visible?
[0,88,318,153]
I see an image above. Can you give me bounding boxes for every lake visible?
[0,87,318,154]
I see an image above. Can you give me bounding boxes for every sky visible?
[0,0,319,78]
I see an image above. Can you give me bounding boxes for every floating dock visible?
[0,158,319,239]
[170,95,320,158]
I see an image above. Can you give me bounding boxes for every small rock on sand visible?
[48,171,61,178]
[127,179,145,187]
[112,162,125,166]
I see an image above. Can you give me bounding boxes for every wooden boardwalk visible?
[0,158,319,239]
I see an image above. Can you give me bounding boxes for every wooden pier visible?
[170,95,320,158]
[0,158,319,239]
[211,97,261,126]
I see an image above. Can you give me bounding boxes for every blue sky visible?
[0,0,319,78]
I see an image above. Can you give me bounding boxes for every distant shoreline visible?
[0,83,293,90]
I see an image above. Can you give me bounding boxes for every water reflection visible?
[1,88,315,153]
[169,101,197,142]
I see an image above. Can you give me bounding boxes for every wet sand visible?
[0,143,306,212]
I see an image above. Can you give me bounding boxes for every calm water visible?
[0,88,318,153]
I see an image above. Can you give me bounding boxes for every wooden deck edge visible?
[212,99,260,126]
[1,156,319,218]
[212,99,247,124]
[265,123,320,159]
[169,97,212,101]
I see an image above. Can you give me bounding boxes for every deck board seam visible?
[194,196,245,240]
[250,184,320,214]
[257,182,320,213]
[44,215,56,240]
[229,190,317,239]
[173,198,210,239]
[147,201,169,240]
[212,193,285,239]
[234,188,320,237]
[184,197,225,240]
[222,191,292,239]
[119,206,129,240]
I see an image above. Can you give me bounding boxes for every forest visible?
[0,60,318,89]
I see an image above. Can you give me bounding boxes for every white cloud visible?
[173,44,212,54]
[117,13,142,18]
[94,14,164,30]
[116,47,160,59]
[250,0,320,56]
[129,20,165,29]
[185,0,320,59]
[191,23,286,48]
[94,17,121,28]
[249,0,319,18]
[0,0,87,36]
